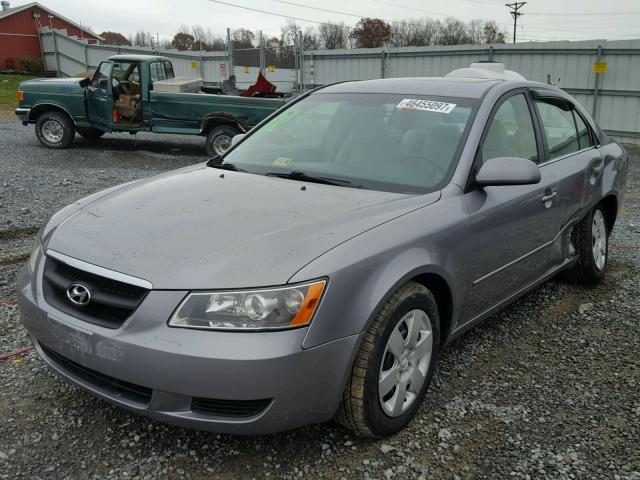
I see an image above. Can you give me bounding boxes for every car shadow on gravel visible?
[69,136,207,158]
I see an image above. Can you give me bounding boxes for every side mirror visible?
[231,133,246,147]
[476,157,541,187]
[79,77,91,88]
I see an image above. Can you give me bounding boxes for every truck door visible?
[85,61,114,131]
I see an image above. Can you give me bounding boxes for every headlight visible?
[28,239,42,273]
[169,280,326,331]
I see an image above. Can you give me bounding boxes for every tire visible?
[35,111,75,149]
[205,124,240,157]
[565,204,609,285]
[77,127,105,140]
[336,282,440,438]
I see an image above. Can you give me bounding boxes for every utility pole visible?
[505,2,526,43]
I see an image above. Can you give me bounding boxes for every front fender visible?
[292,192,470,349]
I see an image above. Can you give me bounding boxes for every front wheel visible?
[336,282,440,438]
[205,125,241,157]
[35,111,75,149]
[565,204,609,284]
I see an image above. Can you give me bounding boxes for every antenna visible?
[505,2,526,43]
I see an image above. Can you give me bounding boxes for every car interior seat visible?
[335,107,390,169]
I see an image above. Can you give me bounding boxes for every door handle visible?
[541,191,557,203]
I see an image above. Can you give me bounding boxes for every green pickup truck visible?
[15,54,287,156]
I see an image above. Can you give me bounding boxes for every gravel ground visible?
[1,120,639,480]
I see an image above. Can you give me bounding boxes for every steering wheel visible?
[396,153,447,177]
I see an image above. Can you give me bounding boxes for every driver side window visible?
[481,93,538,164]
[91,62,112,90]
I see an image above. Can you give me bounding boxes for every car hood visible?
[46,166,440,289]
[21,77,85,94]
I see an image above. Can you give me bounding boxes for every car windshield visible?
[221,92,477,194]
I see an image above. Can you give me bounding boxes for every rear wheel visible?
[336,282,440,438]
[77,127,105,140]
[566,204,609,284]
[205,125,240,157]
[35,111,74,149]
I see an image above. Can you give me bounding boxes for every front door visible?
[461,91,564,323]
[85,61,113,131]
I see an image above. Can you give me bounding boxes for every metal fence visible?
[40,28,640,144]
[304,40,640,144]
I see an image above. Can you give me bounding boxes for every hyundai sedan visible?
[17,63,627,437]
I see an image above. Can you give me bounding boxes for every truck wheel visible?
[77,127,105,140]
[206,125,240,157]
[565,204,609,285]
[35,111,75,149]
[336,282,440,438]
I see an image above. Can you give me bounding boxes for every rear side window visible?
[574,111,594,149]
[164,61,175,79]
[534,99,581,159]
[481,93,538,163]
[150,62,168,83]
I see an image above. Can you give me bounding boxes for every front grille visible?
[192,397,271,418]
[41,344,152,405]
[42,257,149,329]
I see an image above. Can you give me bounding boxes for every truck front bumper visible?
[15,107,31,123]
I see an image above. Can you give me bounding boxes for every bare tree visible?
[232,28,255,49]
[439,17,469,45]
[303,26,320,51]
[172,32,195,51]
[467,19,484,45]
[482,20,506,44]
[318,22,348,50]
[129,30,154,47]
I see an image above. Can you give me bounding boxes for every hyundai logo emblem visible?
[66,283,91,306]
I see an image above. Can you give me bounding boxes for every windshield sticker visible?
[262,108,302,132]
[273,157,293,166]
[396,99,457,114]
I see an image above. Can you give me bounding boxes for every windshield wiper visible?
[265,171,351,187]
[209,162,246,172]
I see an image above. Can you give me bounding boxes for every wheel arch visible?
[199,113,246,136]
[30,103,76,126]
[599,194,618,234]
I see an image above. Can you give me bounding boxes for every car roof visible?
[107,54,171,62]
[318,77,507,99]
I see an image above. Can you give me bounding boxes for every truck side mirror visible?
[79,77,91,88]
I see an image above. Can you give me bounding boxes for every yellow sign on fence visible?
[593,62,607,73]
[243,65,250,73]
[268,65,276,73]
[191,61,198,70]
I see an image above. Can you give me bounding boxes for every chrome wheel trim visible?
[212,133,232,156]
[592,209,607,271]
[378,309,433,418]
[41,119,64,144]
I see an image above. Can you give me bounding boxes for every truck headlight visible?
[169,280,326,331]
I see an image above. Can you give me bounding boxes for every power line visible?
[527,10,640,16]
[205,0,356,28]
[272,0,361,19]
[505,2,526,43]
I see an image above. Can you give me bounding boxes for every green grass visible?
[0,73,35,112]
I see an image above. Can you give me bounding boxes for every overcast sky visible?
[10,0,640,42]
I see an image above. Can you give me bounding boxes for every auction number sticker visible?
[396,99,457,114]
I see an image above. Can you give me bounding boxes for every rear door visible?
[531,91,603,242]
[85,61,114,130]
[461,90,564,322]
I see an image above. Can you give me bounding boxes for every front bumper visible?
[15,107,31,123]
[17,265,360,435]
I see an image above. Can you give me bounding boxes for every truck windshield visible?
[221,92,477,194]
